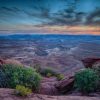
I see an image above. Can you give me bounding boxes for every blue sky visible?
[0,0,100,34]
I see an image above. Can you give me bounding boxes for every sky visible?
[0,0,100,35]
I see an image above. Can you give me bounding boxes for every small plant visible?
[47,73,52,77]
[56,74,64,81]
[92,62,100,76]
[92,63,100,89]
[33,64,41,73]
[0,70,8,87]
[40,67,57,77]
[74,68,99,94]
[15,85,32,96]
[0,64,42,90]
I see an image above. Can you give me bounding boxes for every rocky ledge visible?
[0,88,100,100]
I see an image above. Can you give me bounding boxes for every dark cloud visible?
[40,8,87,26]
[0,0,100,27]
[0,7,21,13]
[39,7,100,26]
[86,8,100,25]
[25,7,51,19]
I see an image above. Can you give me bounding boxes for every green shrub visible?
[74,69,99,94]
[0,70,8,87]
[92,63,100,88]
[0,64,42,90]
[40,67,57,77]
[33,64,41,73]
[47,73,52,77]
[15,85,32,96]
[56,74,64,81]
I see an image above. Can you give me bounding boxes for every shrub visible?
[0,64,42,90]
[40,67,57,77]
[56,74,64,81]
[92,63,100,88]
[15,85,32,96]
[33,64,41,73]
[0,70,8,87]
[92,62,100,76]
[74,68,99,94]
[47,73,52,77]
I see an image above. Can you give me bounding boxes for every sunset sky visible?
[0,0,100,35]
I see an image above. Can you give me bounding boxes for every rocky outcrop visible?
[39,75,75,95]
[0,58,4,65]
[82,58,100,68]
[55,76,74,94]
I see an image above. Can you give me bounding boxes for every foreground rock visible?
[55,76,74,94]
[0,88,100,100]
[39,75,74,95]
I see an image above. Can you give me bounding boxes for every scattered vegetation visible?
[33,64,41,73]
[34,66,64,80]
[46,73,52,77]
[92,62,100,76]
[74,68,99,94]
[56,74,64,81]
[92,63,100,89]
[0,64,42,90]
[15,85,32,96]
[40,67,57,77]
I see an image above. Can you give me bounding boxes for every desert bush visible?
[92,62,100,88]
[92,62,100,75]
[74,68,99,94]
[33,64,41,73]
[40,67,57,77]
[0,64,42,90]
[15,85,32,96]
[56,74,64,81]
[0,70,8,87]
[47,73,52,77]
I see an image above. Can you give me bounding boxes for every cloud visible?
[25,7,51,19]
[0,0,100,28]
[38,7,100,27]
[0,7,22,13]
[86,8,100,26]
[40,8,87,26]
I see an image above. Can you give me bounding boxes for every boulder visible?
[55,76,74,94]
